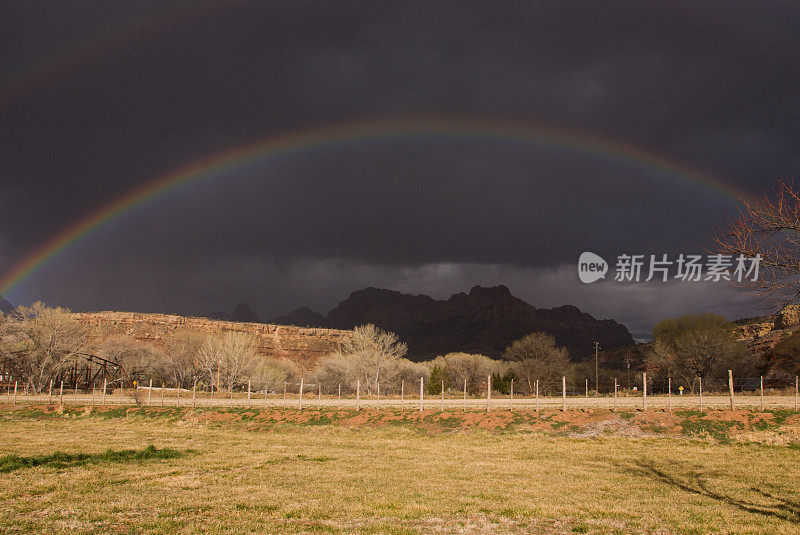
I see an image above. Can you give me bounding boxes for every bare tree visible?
[219,332,258,391]
[196,335,223,389]
[99,335,168,384]
[330,324,407,394]
[163,330,205,388]
[252,358,298,393]
[6,302,88,394]
[429,352,500,394]
[196,332,258,391]
[503,332,568,394]
[714,178,800,309]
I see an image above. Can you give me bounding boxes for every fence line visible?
[4,372,800,412]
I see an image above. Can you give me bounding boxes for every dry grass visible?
[7,390,799,411]
[0,407,798,534]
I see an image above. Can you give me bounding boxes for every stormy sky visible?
[2,1,800,339]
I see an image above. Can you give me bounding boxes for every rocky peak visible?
[229,302,262,323]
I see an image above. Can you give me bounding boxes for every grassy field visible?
[1,405,799,534]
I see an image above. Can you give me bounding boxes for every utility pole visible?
[594,341,600,396]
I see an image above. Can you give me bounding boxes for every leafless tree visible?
[5,302,88,394]
[219,332,258,391]
[252,358,298,393]
[99,335,168,384]
[196,335,223,389]
[503,332,569,394]
[428,352,500,394]
[196,332,258,391]
[714,178,800,309]
[163,330,205,388]
[329,324,407,394]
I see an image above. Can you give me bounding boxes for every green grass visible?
[0,444,186,472]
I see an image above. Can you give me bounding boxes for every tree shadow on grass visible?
[616,459,799,523]
[0,445,189,473]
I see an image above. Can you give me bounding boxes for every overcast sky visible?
[2,1,799,339]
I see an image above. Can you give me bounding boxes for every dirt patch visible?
[1,404,798,444]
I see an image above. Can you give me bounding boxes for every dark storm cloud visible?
[2,1,799,333]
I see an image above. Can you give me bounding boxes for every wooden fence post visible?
[91,382,95,406]
[101,378,106,407]
[148,379,152,406]
[176,384,180,406]
[283,381,287,403]
[510,378,514,412]
[299,377,304,410]
[613,378,617,412]
[59,380,64,406]
[699,377,703,411]
[192,379,196,408]
[729,369,735,411]
[419,376,423,412]
[318,384,322,408]
[119,380,123,405]
[377,382,380,411]
[642,373,647,412]
[161,383,165,407]
[463,378,467,412]
[48,379,53,405]
[562,376,566,412]
[760,376,764,411]
[13,381,17,405]
[73,381,78,402]
[486,375,491,412]
[248,380,251,403]
[796,376,799,412]
[535,379,539,412]
[356,378,360,411]
[400,380,404,411]
[668,376,672,413]
[441,380,444,411]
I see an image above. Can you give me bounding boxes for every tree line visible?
[0,302,779,397]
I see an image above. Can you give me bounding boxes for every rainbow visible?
[0,116,750,297]
[0,0,243,108]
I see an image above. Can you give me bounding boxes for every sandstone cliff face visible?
[71,311,350,369]
[736,306,800,359]
[324,285,634,361]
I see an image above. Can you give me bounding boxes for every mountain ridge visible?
[269,285,634,361]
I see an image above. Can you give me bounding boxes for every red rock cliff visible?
[71,311,351,369]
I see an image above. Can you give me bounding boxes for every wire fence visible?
[2,371,799,412]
